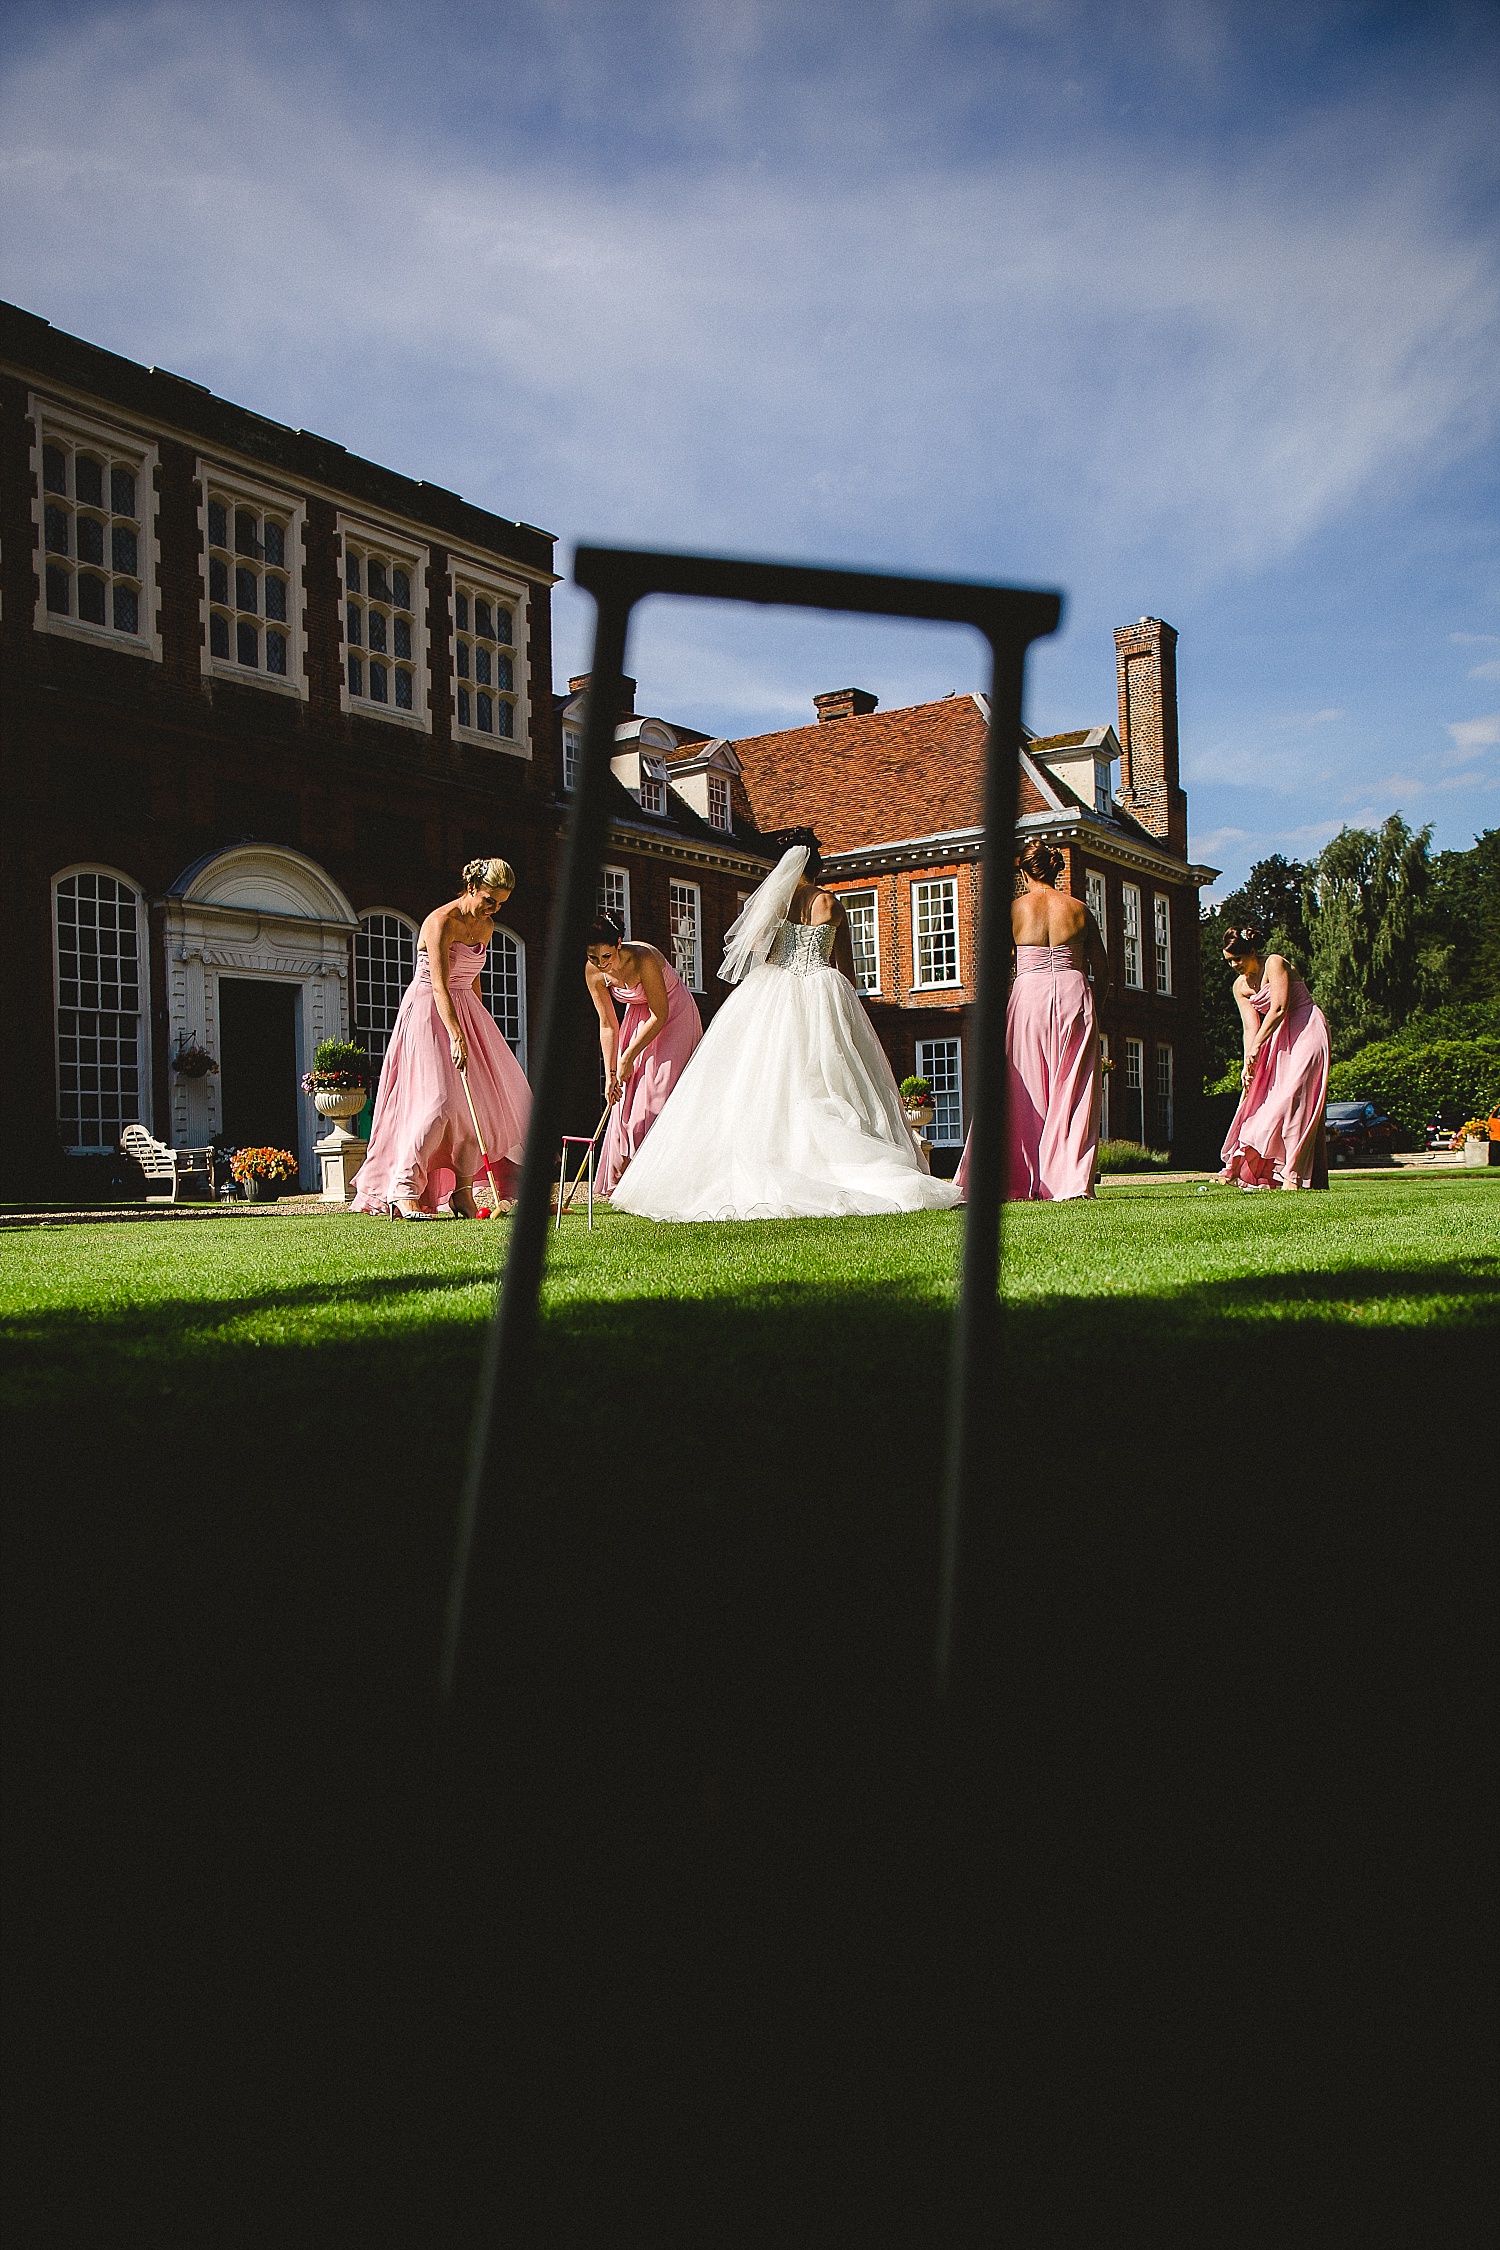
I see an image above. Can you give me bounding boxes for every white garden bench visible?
[120,1124,215,1203]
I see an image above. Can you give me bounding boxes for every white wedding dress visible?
[610,850,963,1223]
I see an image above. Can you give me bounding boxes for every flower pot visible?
[1462,1136,1497,1167]
[906,1104,936,1130]
[241,1177,281,1201]
[313,1087,368,1123]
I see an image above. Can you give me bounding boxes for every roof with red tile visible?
[730,695,1053,852]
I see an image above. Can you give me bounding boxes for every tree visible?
[1426,829,1500,1004]
[1216,853,1310,961]
[1304,816,1435,1058]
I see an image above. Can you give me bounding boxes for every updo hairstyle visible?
[1221,924,1263,961]
[1017,838,1064,888]
[765,826,823,882]
[462,857,516,894]
[586,912,625,951]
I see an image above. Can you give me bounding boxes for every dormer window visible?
[1095,764,1110,815]
[707,773,731,831]
[640,775,665,816]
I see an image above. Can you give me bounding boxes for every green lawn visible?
[4,1173,1496,2233]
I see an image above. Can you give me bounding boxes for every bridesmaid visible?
[956,838,1110,1202]
[585,912,703,1194]
[1218,926,1330,1189]
[351,858,531,1218]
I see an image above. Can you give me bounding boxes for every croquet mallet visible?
[457,1062,508,1216]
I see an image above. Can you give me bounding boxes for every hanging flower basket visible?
[173,1040,218,1080]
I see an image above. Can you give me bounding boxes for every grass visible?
[4,1173,1497,2235]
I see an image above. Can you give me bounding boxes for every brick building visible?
[724,623,1217,1165]
[1,298,571,1197]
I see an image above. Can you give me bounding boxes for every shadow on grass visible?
[4,1263,1495,2238]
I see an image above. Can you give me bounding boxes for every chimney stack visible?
[569,672,636,715]
[813,687,879,724]
[1113,619,1186,857]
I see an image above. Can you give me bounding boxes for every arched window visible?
[353,912,417,1072]
[53,868,148,1152]
[479,927,526,1069]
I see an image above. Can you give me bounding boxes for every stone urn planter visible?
[1461,1134,1498,1167]
[905,1103,936,1132]
[313,1086,367,1127]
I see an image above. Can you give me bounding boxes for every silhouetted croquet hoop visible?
[441,546,1060,1705]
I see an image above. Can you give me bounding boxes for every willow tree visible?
[1304,815,1433,1056]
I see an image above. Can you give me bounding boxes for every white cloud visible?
[1467,658,1500,681]
[0,1,1495,603]
[1450,631,1500,645]
[1445,712,1500,759]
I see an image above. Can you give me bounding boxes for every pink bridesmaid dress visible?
[350,941,531,1213]
[956,943,1100,1202]
[1219,972,1330,1189]
[598,946,703,1195]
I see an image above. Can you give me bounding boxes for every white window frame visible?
[1099,1032,1110,1144]
[32,399,160,661]
[843,890,881,994]
[352,911,418,1075]
[706,772,732,831]
[912,877,961,988]
[1124,1035,1144,1142]
[1153,892,1173,996]
[337,515,429,729]
[670,879,702,992]
[1085,869,1107,948]
[598,866,632,939]
[639,774,666,816]
[52,864,151,1153]
[479,926,527,1070]
[449,562,529,757]
[198,465,307,699]
[1156,1042,1174,1146]
[915,1036,964,1146]
[562,726,582,792]
[1122,883,1143,990]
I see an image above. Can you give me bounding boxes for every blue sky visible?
[3,0,1496,893]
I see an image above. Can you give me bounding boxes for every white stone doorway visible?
[162,845,358,1189]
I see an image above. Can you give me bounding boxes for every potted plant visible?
[900,1074,936,1129]
[172,1037,218,1080]
[230,1146,298,1201]
[1458,1117,1498,1167]
[302,1039,372,1126]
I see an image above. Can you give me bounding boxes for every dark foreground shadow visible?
[4,1267,1496,2240]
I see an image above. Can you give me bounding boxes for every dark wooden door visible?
[218,980,301,1159]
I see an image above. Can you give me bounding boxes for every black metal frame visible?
[441,546,1061,1700]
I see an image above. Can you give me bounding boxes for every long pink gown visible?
[1219,972,1330,1189]
[350,941,531,1213]
[598,948,703,1195]
[956,943,1100,1203]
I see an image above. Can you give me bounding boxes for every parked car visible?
[1426,1107,1466,1151]
[1324,1101,1399,1165]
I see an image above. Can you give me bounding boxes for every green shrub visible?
[1326,1036,1500,1139]
[1096,1139,1171,1173]
[312,1039,372,1076]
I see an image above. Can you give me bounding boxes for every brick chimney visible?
[1113,619,1186,857]
[813,687,879,723]
[569,672,636,714]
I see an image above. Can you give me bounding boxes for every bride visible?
[610,839,963,1222]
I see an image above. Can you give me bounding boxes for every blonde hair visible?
[462,857,515,894]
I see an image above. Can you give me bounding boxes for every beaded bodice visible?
[767,919,837,975]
